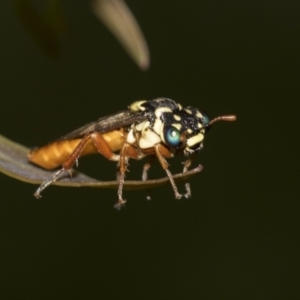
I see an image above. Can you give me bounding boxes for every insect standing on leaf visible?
[28,98,236,209]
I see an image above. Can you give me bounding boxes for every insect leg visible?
[92,132,126,208]
[182,151,199,198]
[93,133,141,209]
[142,156,155,200]
[154,144,182,199]
[34,134,92,198]
[182,158,193,198]
[142,156,155,181]
[116,144,127,209]
[115,143,139,210]
[91,132,120,161]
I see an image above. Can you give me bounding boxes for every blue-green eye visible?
[201,113,210,127]
[163,126,181,147]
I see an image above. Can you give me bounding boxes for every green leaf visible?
[0,134,202,190]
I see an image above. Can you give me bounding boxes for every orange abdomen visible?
[28,130,126,170]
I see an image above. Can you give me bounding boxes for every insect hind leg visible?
[34,134,93,198]
[34,169,66,198]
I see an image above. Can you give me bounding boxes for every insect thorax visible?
[126,98,209,156]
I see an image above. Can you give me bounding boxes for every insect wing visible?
[59,109,147,140]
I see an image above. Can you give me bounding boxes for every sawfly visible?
[28,98,236,208]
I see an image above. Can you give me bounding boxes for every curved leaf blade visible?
[92,0,150,70]
[0,134,203,190]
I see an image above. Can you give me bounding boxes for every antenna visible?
[209,115,237,126]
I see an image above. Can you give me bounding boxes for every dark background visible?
[0,1,299,299]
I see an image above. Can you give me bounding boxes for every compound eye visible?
[201,112,210,127]
[163,126,181,148]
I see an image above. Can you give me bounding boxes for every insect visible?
[28,98,236,208]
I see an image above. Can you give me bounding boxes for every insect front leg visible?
[154,144,182,199]
[34,134,93,198]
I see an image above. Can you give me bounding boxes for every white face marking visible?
[153,118,163,135]
[135,120,147,131]
[174,114,181,121]
[196,111,202,118]
[187,128,193,134]
[126,129,136,144]
[184,148,194,156]
[185,109,192,114]
[141,121,151,132]
[187,133,204,148]
[197,123,203,129]
[171,123,182,131]
[177,103,182,110]
[139,130,161,149]
[128,100,147,111]
[155,107,172,118]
